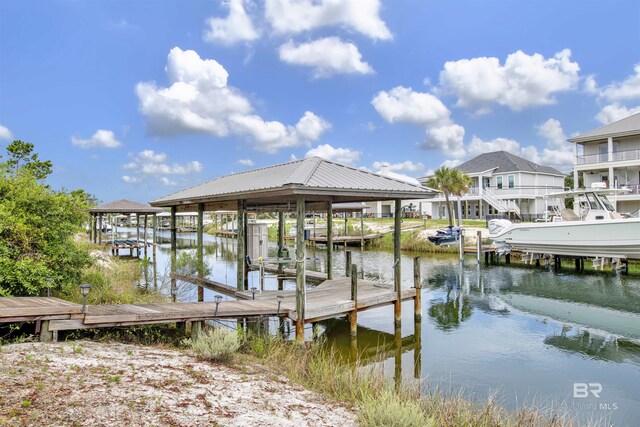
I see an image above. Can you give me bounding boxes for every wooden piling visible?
[295,195,307,343]
[197,203,204,302]
[277,211,285,277]
[360,214,365,248]
[326,201,333,280]
[191,320,203,339]
[98,213,103,244]
[476,230,482,264]
[237,200,246,291]
[39,320,53,342]
[393,199,402,329]
[413,256,422,321]
[350,264,358,338]
[345,250,352,277]
[170,206,177,302]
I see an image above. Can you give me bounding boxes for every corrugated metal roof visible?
[568,112,640,143]
[454,151,564,175]
[151,157,435,207]
[90,199,165,214]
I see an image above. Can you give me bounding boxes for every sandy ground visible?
[0,341,356,427]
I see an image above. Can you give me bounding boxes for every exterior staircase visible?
[482,187,521,216]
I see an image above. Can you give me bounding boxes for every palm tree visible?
[450,169,473,225]
[427,166,473,227]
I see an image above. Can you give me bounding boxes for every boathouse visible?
[150,157,436,341]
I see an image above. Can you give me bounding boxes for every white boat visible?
[488,188,640,259]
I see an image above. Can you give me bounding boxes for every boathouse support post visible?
[243,205,249,289]
[277,211,285,290]
[360,213,365,248]
[413,256,422,321]
[394,199,402,329]
[197,203,205,302]
[295,195,307,343]
[345,250,352,277]
[350,263,358,338]
[170,206,177,302]
[143,214,148,258]
[237,200,246,291]
[326,201,333,280]
[476,231,482,264]
[98,213,103,244]
[136,214,140,253]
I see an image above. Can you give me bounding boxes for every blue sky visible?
[1,0,639,203]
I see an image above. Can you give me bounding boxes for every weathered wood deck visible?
[0,279,416,333]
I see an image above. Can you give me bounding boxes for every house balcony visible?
[430,186,561,202]
[576,148,640,170]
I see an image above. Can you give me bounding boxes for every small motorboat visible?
[428,226,460,246]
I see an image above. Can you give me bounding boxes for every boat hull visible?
[489,218,640,259]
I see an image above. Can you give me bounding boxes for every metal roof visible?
[568,112,640,143]
[150,157,435,211]
[90,199,165,214]
[453,151,564,176]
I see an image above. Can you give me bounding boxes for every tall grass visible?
[239,334,572,427]
[373,231,458,254]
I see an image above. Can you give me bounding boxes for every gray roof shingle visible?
[454,151,564,176]
[151,157,435,207]
[568,112,640,143]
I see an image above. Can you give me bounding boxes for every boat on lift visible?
[488,187,640,259]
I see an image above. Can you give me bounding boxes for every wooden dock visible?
[0,278,416,336]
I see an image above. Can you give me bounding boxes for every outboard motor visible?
[488,219,512,237]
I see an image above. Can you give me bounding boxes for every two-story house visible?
[569,112,640,216]
[420,151,565,220]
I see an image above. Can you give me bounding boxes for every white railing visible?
[577,149,640,165]
[482,188,521,215]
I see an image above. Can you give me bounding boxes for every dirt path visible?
[0,341,356,427]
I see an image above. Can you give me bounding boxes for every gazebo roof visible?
[150,157,435,211]
[89,199,165,214]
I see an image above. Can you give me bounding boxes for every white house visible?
[569,112,640,215]
[420,151,565,220]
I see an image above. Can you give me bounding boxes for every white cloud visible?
[0,124,13,140]
[440,159,462,169]
[424,124,466,158]
[122,149,202,186]
[599,64,640,101]
[374,168,420,185]
[595,103,640,125]
[237,158,255,166]
[204,0,259,45]
[136,47,329,152]
[71,129,122,148]
[372,160,423,172]
[122,175,141,184]
[466,136,522,158]
[372,86,450,126]
[372,86,467,158]
[537,118,565,150]
[583,75,598,94]
[279,37,373,78]
[439,49,581,112]
[265,0,392,40]
[305,144,361,165]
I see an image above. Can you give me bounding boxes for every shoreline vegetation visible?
[0,329,577,427]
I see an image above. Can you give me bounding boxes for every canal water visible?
[125,229,640,425]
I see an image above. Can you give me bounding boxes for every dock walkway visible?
[0,279,415,334]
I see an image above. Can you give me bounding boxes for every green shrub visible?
[358,389,435,427]
[191,328,240,362]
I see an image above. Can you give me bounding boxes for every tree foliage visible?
[427,167,473,226]
[0,140,92,296]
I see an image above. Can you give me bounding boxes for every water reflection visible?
[115,228,640,424]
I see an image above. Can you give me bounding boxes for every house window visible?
[496,176,503,189]
[508,175,514,188]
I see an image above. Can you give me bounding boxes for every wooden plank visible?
[172,273,248,299]
[0,297,83,318]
